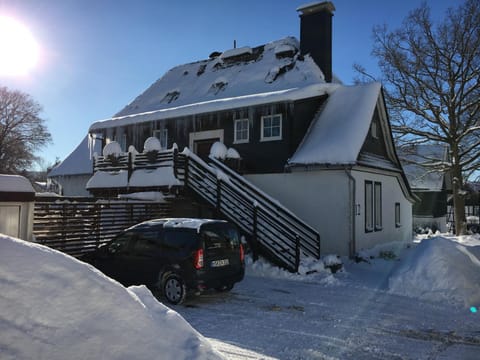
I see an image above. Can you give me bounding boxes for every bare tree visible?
[0,86,52,173]
[360,0,480,234]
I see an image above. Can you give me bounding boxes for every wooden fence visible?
[33,199,171,256]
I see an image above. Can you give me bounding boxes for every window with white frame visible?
[234,118,249,143]
[153,129,168,149]
[365,180,382,232]
[114,133,127,152]
[261,114,282,141]
[395,202,401,227]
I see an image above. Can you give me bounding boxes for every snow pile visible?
[209,141,227,160]
[117,191,167,202]
[0,174,35,193]
[388,236,480,308]
[226,147,240,159]
[143,136,161,152]
[0,234,223,360]
[103,141,123,157]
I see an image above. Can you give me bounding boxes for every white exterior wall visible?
[245,168,413,257]
[245,171,351,255]
[0,201,34,241]
[51,175,93,197]
[413,215,447,233]
[352,169,413,252]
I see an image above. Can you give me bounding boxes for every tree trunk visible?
[451,164,466,235]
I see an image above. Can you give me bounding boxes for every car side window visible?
[132,230,163,254]
[108,231,135,254]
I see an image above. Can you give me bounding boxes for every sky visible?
[0,0,456,169]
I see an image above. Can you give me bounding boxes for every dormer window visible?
[261,114,282,141]
[161,91,180,104]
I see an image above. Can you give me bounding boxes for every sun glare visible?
[0,16,39,76]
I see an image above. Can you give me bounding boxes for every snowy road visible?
[176,267,480,359]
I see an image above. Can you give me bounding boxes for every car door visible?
[127,228,164,286]
[94,231,137,285]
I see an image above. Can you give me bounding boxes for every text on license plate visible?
[211,259,229,267]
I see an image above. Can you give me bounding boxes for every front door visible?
[194,138,220,160]
[189,129,224,160]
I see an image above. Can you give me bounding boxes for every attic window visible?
[161,91,180,104]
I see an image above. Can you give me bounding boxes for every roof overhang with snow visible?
[0,174,35,201]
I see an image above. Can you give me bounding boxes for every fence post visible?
[128,152,133,181]
[173,146,178,179]
[61,203,67,251]
[216,178,222,216]
[251,204,259,262]
[184,156,189,188]
[295,235,301,273]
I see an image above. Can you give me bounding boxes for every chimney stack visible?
[297,1,335,82]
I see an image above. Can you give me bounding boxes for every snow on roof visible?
[0,234,223,360]
[398,144,448,191]
[90,37,328,131]
[0,174,35,193]
[49,135,102,177]
[288,82,382,165]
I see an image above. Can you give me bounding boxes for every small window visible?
[371,121,378,139]
[261,114,282,141]
[114,134,127,152]
[153,129,168,149]
[365,181,374,232]
[395,202,401,227]
[365,180,382,232]
[234,118,249,144]
[374,182,382,230]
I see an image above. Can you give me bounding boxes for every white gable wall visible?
[245,168,413,257]
[245,170,351,256]
[352,169,412,253]
[50,175,93,197]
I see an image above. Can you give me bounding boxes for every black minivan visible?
[81,218,245,304]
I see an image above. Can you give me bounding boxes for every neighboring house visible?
[80,1,415,256]
[47,135,101,197]
[399,144,449,233]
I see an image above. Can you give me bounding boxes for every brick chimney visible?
[297,1,335,82]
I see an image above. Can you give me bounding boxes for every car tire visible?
[162,273,187,305]
[215,283,234,292]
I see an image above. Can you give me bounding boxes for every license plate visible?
[211,259,229,267]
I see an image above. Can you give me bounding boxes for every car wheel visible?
[215,283,234,292]
[163,273,187,305]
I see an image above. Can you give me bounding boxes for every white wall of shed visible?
[0,201,34,241]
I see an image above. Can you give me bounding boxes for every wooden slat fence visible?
[33,199,171,256]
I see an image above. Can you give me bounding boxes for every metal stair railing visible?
[175,148,320,272]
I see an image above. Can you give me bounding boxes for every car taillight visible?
[194,248,204,269]
[240,243,245,262]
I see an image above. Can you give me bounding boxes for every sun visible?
[0,16,39,76]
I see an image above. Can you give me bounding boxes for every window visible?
[395,202,401,227]
[371,121,378,139]
[153,129,168,149]
[261,114,282,141]
[365,181,382,232]
[114,133,127,152]
[234,118,249,143]
[365,181,374,232]
[374,182,382,230]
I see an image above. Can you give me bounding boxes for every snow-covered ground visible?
[1,233,479,359]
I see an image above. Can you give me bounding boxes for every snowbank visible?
[388,236,480,308]
[0,234,223,360]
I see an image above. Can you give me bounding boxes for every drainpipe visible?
[345,168,356,258]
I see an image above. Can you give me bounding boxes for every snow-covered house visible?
[399,144,449,233]
[48,135,101,197]
[84,1,414,257]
